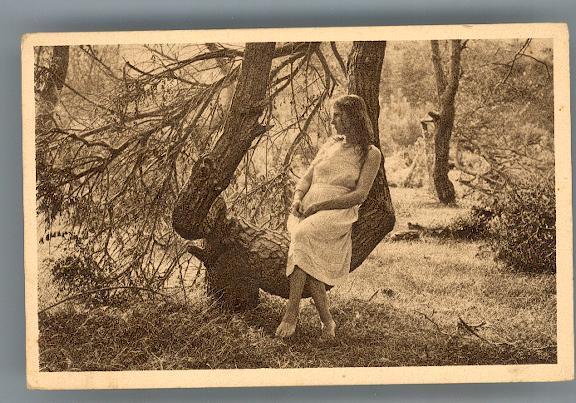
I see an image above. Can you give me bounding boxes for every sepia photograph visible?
[22,24,573,389]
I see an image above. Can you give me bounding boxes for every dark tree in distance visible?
[35,46,70,219]
[429,40,464,205]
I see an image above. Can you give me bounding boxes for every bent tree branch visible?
[172,42,277,239]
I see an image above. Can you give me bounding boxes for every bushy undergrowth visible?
[51,251,127,308]
[406,178,556,275]
[489,178,556,274]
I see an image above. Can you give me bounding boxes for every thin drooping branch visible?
[282,93,326,169]
[79,45,121,81]
[314,47,341,89]
[497,39,531,88]
[330,42,347,75]
[270,47,311,79]
[517,52,551,78]
[129,42,310,81]
[36,64,117,115]
[39,286,175,314]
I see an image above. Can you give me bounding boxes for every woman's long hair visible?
[333,95,374,162]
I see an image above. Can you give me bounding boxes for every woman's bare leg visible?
[308,276,336,339]
[275,267,307,337]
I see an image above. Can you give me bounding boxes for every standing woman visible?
[276,95,382,339]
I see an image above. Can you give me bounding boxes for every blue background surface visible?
[1,0,574,401]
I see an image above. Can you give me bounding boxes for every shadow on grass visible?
[39,293,555,372]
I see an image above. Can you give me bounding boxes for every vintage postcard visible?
[22,23,573,389]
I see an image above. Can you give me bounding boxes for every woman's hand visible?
[303,202,322,218]
[290,199,304,218]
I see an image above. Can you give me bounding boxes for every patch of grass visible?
[390,187,469,232]
[337,240,556,357]
[40,249,556,372]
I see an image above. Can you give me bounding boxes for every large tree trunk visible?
[347,41,396,267]
[430,40,462,205]
[172,41,395,310]
[172,42,277,240]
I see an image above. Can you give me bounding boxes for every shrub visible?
[489,177,556,273]
[446,206,494,241]
[51,251,125,307]
[403,206,494,241]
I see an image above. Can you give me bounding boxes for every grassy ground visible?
[38,187,557,371]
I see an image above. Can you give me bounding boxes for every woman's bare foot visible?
[275,320,297,338]
[276,308,299,338]
[320,320,336,340]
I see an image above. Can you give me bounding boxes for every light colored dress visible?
[286,137,363,285]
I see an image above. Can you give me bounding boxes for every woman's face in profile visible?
[331,106,350,137]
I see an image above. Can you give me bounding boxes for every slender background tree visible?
[429,39,463,205]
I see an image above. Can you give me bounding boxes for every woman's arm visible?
[303,146,381,216]
[290,162,314,217]
[294,164,314,201]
